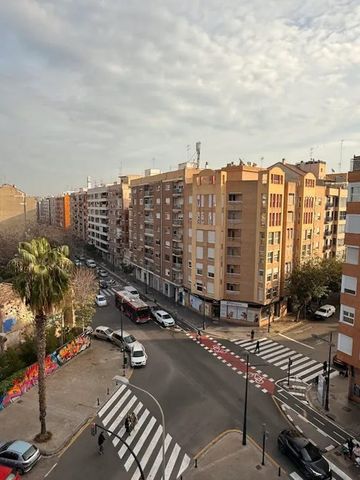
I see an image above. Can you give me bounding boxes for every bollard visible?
[194,458,198,468]
[278,466,281,476]
[97,397,100,406]
[107,387,110,395]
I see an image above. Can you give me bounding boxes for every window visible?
[208,248,215,259]
[188,244,192,253]
[156,198,161,204]
[188,261,192,268]
[337,333,353,356]
[228,210,242,220]
[273,268,279,280]
[288,193,295,205]
[207,282,214,294]
[165,213,170,220]
[346,246,359,265]
[226,283,240,291]
[208,194,216,207]
[208,231,216,243]
[228,193,242,202]
[349,184,360,202]
[267,252,273,263]
[189,211,193,219]
[196,263,203,275]
[188,195,192,204]
[266,271,272,282]
[164,254,170,261]
[196,246,203,259]
[273,250,280,262]
[156,213,161,219]
[270,174,283,184]
[165,197,170,204]
[341,275,357,295]
[165,183,171,190]
[340,305,355,325]
[227,246,241,256]
[188,228,192,237]
[346,215,360,234]
[208,265,215,278]
[196,230,204,242]
[165,268,170,277]
[268,232,274,245]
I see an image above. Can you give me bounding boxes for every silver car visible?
[111,330,137,351]
[0,440,40,474]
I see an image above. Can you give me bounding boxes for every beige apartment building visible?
[0,184,37,233]
[70,189,88,241]
[37,194,71,230]
[338,155,360,403]
[129,164,200,301]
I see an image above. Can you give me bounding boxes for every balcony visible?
[144,216,154,224]
[173,235,183,242]
[144,229,154,236]
[173,247,182,256]
[172,187,183,196]
[172,203,183,211]
[171,273,183,284]
[172,219,183,226]
[172,263,183,272]
[144,189,154,197]
[144,203,154,210]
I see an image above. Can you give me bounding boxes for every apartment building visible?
[338,155,360,403]
[70,189,88,241]
[108,176,139,266]
[37,197,51,224]
[87,185,110,256]
[0,184,37,233]
[37,194,71,230]
[129,164,200,301]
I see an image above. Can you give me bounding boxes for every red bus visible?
[114,290,151,324]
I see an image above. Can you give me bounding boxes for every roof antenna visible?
[196,141,201,168]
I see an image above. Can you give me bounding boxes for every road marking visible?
[113,402,143,447]
[274,353,303,366]
[124,416,157,470]
[177,454,191,479]
[146,434,172,480]
[290,360,316,375]
[44,463,57,478]
[297,364,322,379]
[261,346,290,359]
[118,409,151,454]
[131,424,163,480]
[277,333,315,349]
[165,442,181,479]
[103,390,131,426]
[281,356,310,370]
[332,430,346,441]
[289,473,303,480]
[109,395,137,432]
[327,459,353,480]
[99,385,126,417]
[302,369,323,383]
[265,349,295,362]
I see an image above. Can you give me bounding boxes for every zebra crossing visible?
[100,287,118,297]
[231,337,337,384]
[98,385,191,480]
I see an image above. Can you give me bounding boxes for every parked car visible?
[278,429,332,479]
[98,270,109,278]
[314,305,336,320]
[0,464,21,480]
[0,441,40,474]
[93,326,113,341]
[153,309,175,327]
[111,330,137,351]
[95,294,108,307]
[86,259,96,268]
[79,255,86,261]
[99,279,109,289]
[124,286,140,298]
[130,342,147,367]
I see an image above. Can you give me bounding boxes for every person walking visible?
[250,329,255,341]
[347,438,354,459]
[254,340,260,354]
[98,431,106,455]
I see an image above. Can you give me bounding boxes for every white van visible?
[124,286,140,298]
[130,342,147,367]
[86,259,96,268]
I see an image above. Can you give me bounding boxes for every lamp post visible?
[203,302,206,331]
[311,332,334,411]
[114,376,166,480]
[287,357,292,387]
[120,308,126,376]
[262,424,268,466]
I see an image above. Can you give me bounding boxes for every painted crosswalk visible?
[100,287,118,297]
[98,385,191,480]
[232,338,337,384]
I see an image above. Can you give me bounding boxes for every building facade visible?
[70,189,88,241]
[0,184,37,233]
[87,185,110,256]
[37,197,51,224]
[129,164,199,301]
[37,194,71,230]
[338,155,360,403]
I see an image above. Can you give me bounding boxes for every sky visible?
[1,0,360,196]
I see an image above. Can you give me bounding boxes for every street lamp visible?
[287,357,293,387]
[312,332,334,411]
[120,307,126,376]
[262,423,268,466]
[114,376,166,480]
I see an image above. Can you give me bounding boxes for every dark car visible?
[278,429,332,479]
[99,279,109,289]
[0,441,40,474]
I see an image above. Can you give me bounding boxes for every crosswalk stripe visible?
[281,356,310,370]
[255,343,284,354]
[147,433,172,480]
[289,472,304,479]
[234,337,267,346]
[118,409,151,455]
[267,350,296,363]
[124,417,157,471]
[290,360,316,374]
[99,385,126,417]
[261,347,291,360]
[103,389,131,426]
[258,345,286,357]
[113,402,143,447]
[274,353,303,366]
[131,424,163,480]
[165,443,181,480]
[108,395,137,434]
[177,453,191,479]
[302,370,322,383]
[298,364,323,381]
[248,340,274,350]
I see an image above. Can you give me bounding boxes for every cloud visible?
[0,0,360,194]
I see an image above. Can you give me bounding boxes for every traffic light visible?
[91,423,97,436]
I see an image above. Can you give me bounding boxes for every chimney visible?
[281,158,285,164]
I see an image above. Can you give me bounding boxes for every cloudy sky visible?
[1,0,360,195]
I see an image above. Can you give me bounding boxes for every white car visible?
[130,342,147,367]
[124,286,140,298]
[111,330,137,351]
[314,304,336,319]
[93,326,113,341]
[86,259,96,268]
[153,309,175,327]
[95,294,108,307]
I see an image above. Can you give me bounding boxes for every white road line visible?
[124,417,157,470]
[177,453,191,478]
[118,409,151,454]
[44,463,57,478]
[234,337,267,346]
[277,333,315,349]
[297,364,322,379]
[165,443,181,480]
[301,368,324,383]
[99,385,126,417]
[327,459,353,480]
[108,395,137,432]
[260,345,288,358]
[332,430,346,441]
[291,392,306,398]
[251,342,279,353]
[274,353,303,366]
[265,349,295,362]
[147,434,172,480]
[281,356,310,370]
[131,424,163,480]
[290,360,316,374]
[113,403,143,447]
[103,390,131,426]
[289,471,304,479]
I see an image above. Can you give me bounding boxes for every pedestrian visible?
[254,340,260,354]
[250,329,255,341]
[196,329,201,342]
[347,438,354,459]
[98,431,106,455]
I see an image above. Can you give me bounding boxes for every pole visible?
[267,312,271,333]
[242,353,249,445]
[203,302,206,331]
[325,332,332,411]
[93,423,145,480]
[287,358,292,387]
[262,424,266,466]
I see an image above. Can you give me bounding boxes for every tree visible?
[320,257,342,293]
[9,237,72,441]
[71,267,98,329]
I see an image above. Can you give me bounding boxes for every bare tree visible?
[71,268,98,329]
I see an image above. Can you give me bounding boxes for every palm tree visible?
[10,237,72,440]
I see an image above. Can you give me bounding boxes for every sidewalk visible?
[0,340,126,455]
[307,374,360,438]
[185,430,282,480]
